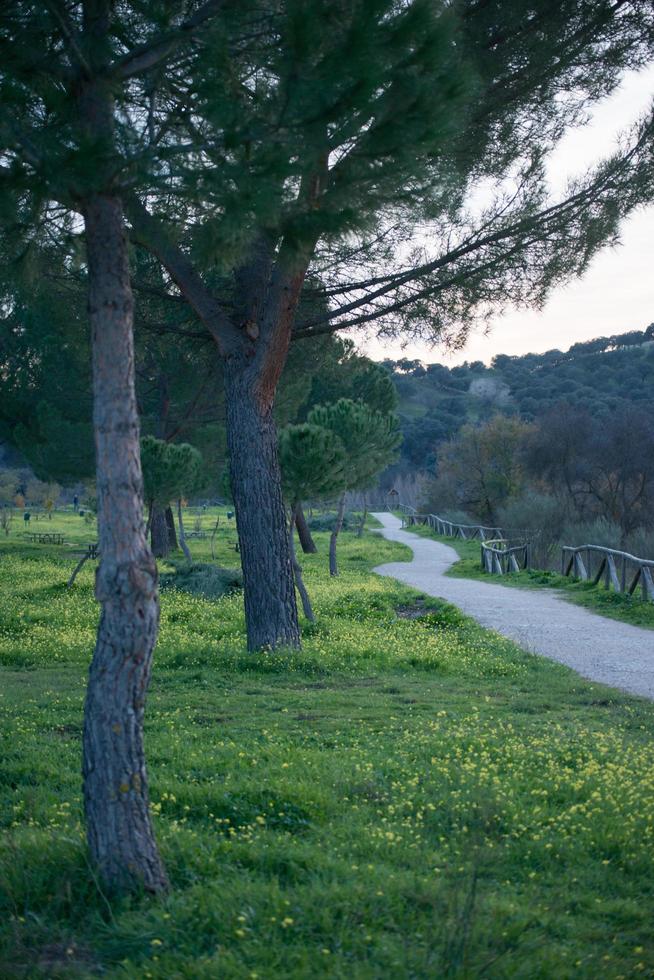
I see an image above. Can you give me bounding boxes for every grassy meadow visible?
[1,509,654,977]
[404,520,654,630]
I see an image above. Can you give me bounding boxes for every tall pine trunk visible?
[295,503,317,553]
[329,493,347,577]
[225,358,300,650]
[82,192,167,894]
[177,499,192,562]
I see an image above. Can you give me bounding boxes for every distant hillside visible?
[385,324,654,471]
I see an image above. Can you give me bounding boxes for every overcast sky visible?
[364,65,654,366]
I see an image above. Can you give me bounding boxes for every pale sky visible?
[364,65,654,366]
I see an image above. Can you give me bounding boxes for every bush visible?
[561,516,623,551]
[160,561,242,600]
[623,527,654,561]
[498,491,568,568]
[307,510,360,532]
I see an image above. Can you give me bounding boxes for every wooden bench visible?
[27,532,65,545]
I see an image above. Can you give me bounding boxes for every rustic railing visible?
[400,503,532,575]
[400,506,504,541]
[398,504,654,600]
[561,544,654,602]
[481,538,531,574]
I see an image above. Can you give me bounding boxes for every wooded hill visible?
[386,324,654,471]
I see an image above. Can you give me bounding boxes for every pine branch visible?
[112,0,229,80]
[126,195,239,352]
[295,114,654,337]
[43,0,90,74]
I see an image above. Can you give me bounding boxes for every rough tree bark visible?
[81,193,167,893]
[329,493,347,577]
[225,357,300,649]
[295,503,317,553]
[290,505,315,622]
[150,504,170,558]
[177,499,192,562]
[78,1,167,893]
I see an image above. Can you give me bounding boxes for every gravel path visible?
[372,512,654,700]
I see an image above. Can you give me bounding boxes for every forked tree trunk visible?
[329,493,347,577]
[165,505,178,550]
[81,192,167,894]
[295,503,317,553]
[225,358,300,650]
[150,505,170,558]
[290,506,315,622]
[177,499,192,562]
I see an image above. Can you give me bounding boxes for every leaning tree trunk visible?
[225,357,300,650]
[329,493,347,577]
[177,499,192,562]
[81,193,168,894]
[290,506,315,622]
[357,496,368,538]
[165,505,178,550]
[150,504,170,559]
[295,502,317,553]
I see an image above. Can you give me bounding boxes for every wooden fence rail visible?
[481,538,531,574]
[561,544,654,602]
[397,503,654,602]
[399,505,504,541]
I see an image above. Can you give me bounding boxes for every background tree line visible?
[384,323,654,476]
[422,401,654,567]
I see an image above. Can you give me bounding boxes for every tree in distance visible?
[308,400,401,575]
[424,415,533,524]
[141,436,205,559]
[279,421,347,619]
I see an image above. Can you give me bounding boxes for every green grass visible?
[405,521,654,630]
[1,511,654,977]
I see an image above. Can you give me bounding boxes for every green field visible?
[2,511,654,978]
[404,520,654,631]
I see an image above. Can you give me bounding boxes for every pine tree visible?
[279,421,347,617]
[0,0,231,894]
[141,436,205,557]
[120,0,654,645]
[308,399,401,574]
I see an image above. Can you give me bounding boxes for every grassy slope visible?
[1,511,654,978]
[405,521,654,630]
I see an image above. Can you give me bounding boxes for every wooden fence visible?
[481,538,531,574]
[561,544,654,601]
[399,505,504,541]
[399,503,654,601]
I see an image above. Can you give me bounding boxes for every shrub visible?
[160,561,243,600]
[307,510,360,532]
[498,491,568,568]
[561,516,623,551]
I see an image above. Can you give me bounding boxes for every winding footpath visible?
[372,512,654,700]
